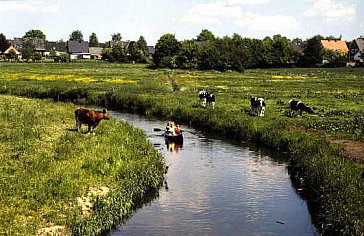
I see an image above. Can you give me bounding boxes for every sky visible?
[0,0,363,45]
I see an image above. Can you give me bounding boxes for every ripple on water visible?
[109,112,319,236]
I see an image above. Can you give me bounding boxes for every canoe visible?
[164,132,183,144]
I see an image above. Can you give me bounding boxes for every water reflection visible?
[109,111,318,236]
[166,141,183,153]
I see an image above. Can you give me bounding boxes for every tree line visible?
[153,30,349,71]
[0,29,350,69]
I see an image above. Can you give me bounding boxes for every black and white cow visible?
[289,100,314,115]
[250,97,266,116]
[199,90,215,109]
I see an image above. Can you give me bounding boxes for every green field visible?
[0,62,363,235]
[0,63,363,141]
[0,95,164,235]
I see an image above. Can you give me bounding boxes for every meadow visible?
[0,95,164,235]
[0,62,363,234]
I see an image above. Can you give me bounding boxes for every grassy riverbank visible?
[0,63,363,234]
[0,95,164,235]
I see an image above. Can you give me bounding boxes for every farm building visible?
[67,40,91,59]
[89,47,103,60]
[351,37,364,64]
[3,46,20,61]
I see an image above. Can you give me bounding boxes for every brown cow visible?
[75,108,110,133]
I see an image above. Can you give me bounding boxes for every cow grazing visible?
[250,97,266,116]
[199,90,216,109]
[75,108,110,133]
[289,100,314,116]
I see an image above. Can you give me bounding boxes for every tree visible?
[136,35,148,56]
[261,36,274,68]
[176,40,199,69]
[110,45,127,63]
[21,40,36,61]
[271,34,292,67]
[0,33,8,53]
[102,48,112,61]
[89,33,99,47]
[24,29,46,40]
[289,38,304,64]
[8,49,18,61]
[229,34,251,72]
[127,41,147,63]
[299,35,324,67]
[109,33,122,48]
[59,52,69,62]
[322,49,347,64]
[112,33,122,42]
[153,33,181,68]
[243,38,264,68]
[196,29,215,42]
[69,30,83,41]
[33,52,42,61]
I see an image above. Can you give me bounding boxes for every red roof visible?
[321,40,349,53]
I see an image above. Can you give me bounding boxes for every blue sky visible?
[0,0,363,45]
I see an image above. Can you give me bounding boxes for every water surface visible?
[110,111,318,236]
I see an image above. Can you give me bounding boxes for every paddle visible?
[153,128,163,132]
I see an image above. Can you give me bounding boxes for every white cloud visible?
[181,0,300,34]
[234,13,300,33]
[224,0,270,6]
[0,0,59,13]
[181,1,243,24]
[303,0,356,21]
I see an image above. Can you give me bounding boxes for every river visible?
[110,111,319,236]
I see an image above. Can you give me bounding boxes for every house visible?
[29,37,46,56]
[8,37,46,56]
[320,39,349,54]
[67,40,91,59]
[4,46,20,61]
[45,41,67,57]
[351,37,364,64]
[89,47,103,60]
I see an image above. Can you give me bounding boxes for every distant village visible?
[0,33,155,62]
[0,30,363,68]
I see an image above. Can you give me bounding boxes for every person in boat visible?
[166,121,175,134]
[174,124,182,135]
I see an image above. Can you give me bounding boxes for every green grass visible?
[0,63,364,234]
[0,95,164,235]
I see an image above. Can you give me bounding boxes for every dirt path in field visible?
[329,137,364,164]
[289,125,364,164]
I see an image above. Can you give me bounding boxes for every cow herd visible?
[250,97,315,117]
[199,90,216,109]
[197,90,315,118]
[72,91,315,134]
